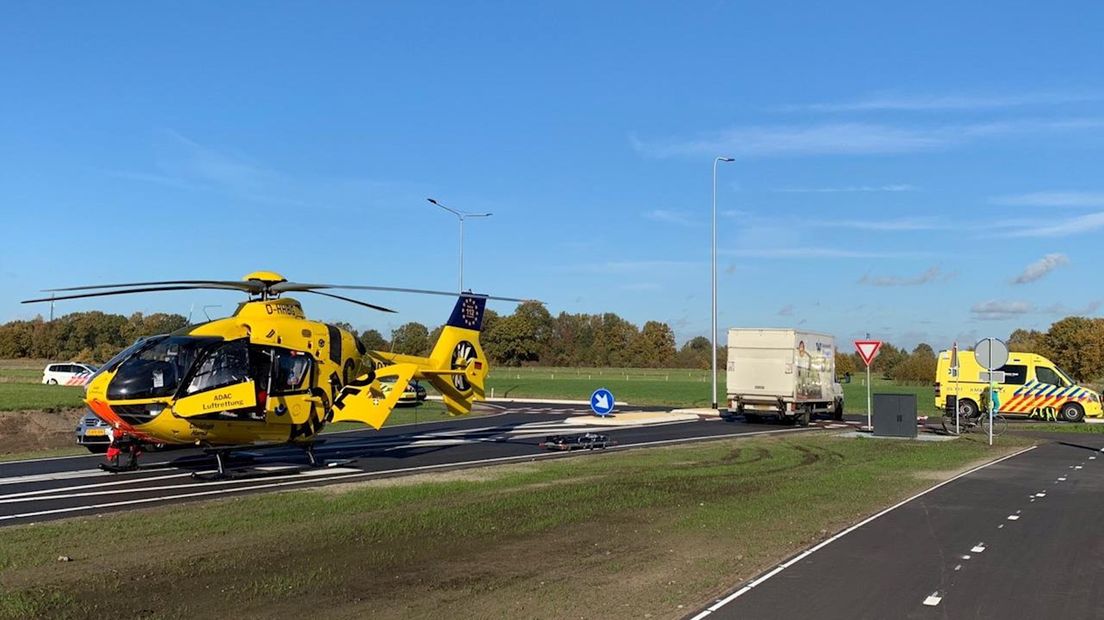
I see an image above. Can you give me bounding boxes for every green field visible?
[0,359,938,415]
[0,383,85,412]
[486,366,937,413]
[0,431,1029,619]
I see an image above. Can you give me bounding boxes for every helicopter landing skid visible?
[98,462,140,473]
[189,440,336,481]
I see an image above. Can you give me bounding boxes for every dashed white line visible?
[1007,514,1020,521]
[689,445,1037,619]
[922,592,943,607]
[971,543,986,553]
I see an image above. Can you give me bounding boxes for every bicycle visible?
[941,404,1007,436]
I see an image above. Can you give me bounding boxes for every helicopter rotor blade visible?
[273,282,536,303]
[22,284,252,304]
[42,280,263,293]
[300,290,397,313]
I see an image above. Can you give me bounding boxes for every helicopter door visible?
[262,349,320,429]
[173,339,258,418]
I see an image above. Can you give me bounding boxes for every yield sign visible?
[854,340,882,367]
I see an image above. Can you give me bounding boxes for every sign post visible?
[974,337,1009,447]
[950,342,959,435]
[854,340,883,431]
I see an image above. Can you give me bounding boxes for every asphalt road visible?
[694,432,1104,619]
[0,402,836,527]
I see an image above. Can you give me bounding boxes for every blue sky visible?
[3,1,1103,351]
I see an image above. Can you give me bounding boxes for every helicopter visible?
[22,271,524,475]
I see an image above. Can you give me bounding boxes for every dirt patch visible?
[0,409,84,455]
[911,445,1034,481]
[311,464,539,494]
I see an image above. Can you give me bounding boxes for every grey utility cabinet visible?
[872,393,918,438]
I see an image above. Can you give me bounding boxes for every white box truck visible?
[725,328,844,426]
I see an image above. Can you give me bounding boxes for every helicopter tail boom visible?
[332,294,491,426]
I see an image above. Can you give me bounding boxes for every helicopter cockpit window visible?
[186,339,251,395]
[106,336,217,400]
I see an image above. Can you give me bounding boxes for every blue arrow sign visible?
[590,388,615,416]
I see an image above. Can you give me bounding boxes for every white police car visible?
[42,362,97,386]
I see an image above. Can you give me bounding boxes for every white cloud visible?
[970,300,1034,321]
[990,191,1104,207]
[1000,211,1104,237]
[778,92,1099,113]
[774,184,917,193]
[579,260,703,274]
[643,209,696,227]
[820,217,949,231]
[724,247,928,259]
[1013,254,1069,284]
[111,129,413,212]
[858,266,945,287]
[1043,300,1102,316]
[631,118,1104,159]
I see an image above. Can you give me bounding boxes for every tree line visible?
[4,307,1103,384]
[0,303,721,369]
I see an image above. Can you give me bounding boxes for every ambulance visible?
[934,349,1102,422]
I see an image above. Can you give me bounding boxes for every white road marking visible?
[689,445,1037,619]
[1091,456,1097,460]
[1058,477,1067,482]
[1036,492,1046,498]
[1007,514,1020,521]
[962,555,972,560]
[971,544,985,553]
[922,593,943,606]
[0,471,193,500]
[0,467,361,504]
[1075,465,1083,470]
[998,524,1004,529]
[954,564,962,571]
[2,427,812,524]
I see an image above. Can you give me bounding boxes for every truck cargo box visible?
[726,328,841,422]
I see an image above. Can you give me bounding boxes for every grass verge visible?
[0,431,1031,619]
[0,384,84,412]
[1009,422,1104,434]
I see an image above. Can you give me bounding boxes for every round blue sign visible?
[590,388,615,416]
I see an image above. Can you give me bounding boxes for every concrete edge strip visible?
[1,426,814,523]
[688,443,1039,620]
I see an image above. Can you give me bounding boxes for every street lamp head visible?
[427,198,439,205]
[718,157,735,162]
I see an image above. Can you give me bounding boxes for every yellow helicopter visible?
[22,271,522,474]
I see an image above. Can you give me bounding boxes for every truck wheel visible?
[958,399,979,419]
[1059,402,1085,423]
[797,409,811,427]
[744,413,760,424]
[85,444,108,454]
[832,400,844,421]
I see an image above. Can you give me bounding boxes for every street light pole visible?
[427,198,492,292]
[712,156,735,411]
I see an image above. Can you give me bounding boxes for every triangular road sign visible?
[854,340,882,367]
